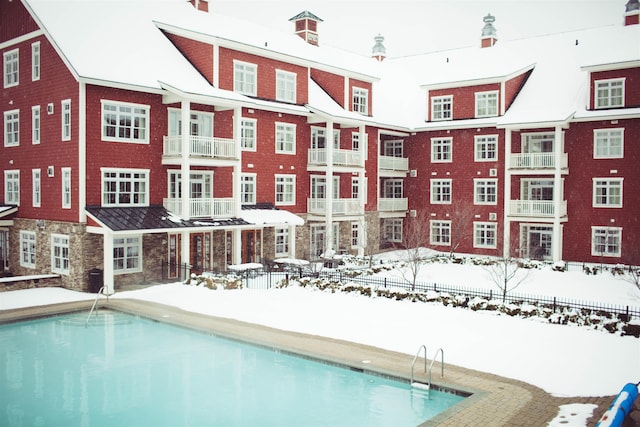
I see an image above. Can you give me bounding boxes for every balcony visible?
[378,197,408,212]
[164,197,236,219]
[308,148,364,168]
[163,136,237,159]
[508,200,567,218]
[307,198,364,216]
[510,153,568,170]
[378,155,409,177]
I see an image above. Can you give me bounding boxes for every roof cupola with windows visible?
[289,10,323,46]
[625,0,640,25]
[371,34,386,61]
[481,13,498,48]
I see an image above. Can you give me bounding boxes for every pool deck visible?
[0,298,615,427]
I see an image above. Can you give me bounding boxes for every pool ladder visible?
[410,345,444,398]
[85,286,107,327]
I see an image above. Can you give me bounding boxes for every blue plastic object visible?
[596,382,639,427]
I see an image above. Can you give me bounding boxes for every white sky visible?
[209,0,626,57]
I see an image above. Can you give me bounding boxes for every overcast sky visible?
[208,0,627,57]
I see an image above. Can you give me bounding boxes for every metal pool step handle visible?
[410,345,445,398]
[85,286,106,327]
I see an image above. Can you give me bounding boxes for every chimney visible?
[289,11,323,46]
[189,0,209,12]
[371,34,386,61]
[481,13,497,48]
[625,0,640,25]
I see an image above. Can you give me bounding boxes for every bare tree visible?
[397,209,432,290]
[448,204,475,258]
[483,242,530,303]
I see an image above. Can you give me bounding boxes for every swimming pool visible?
[0,310,465,426]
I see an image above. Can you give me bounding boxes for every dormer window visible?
[234,60,257,96]
[276,70,296,103]
[352,87,368,115]
[595,78,624,109]
[431,95,452,121]
[475,91,498,117]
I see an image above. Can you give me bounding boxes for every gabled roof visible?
[289,10,323,22]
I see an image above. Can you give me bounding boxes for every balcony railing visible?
[307,198,364,215]
[378,155,409,172]
[164,197,236,219]
[378,197,408,212]
[510,152,568,169]
[509,200,567,217]
[308,148,364,168]
[163,135,237,159]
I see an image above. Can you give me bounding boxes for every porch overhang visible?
[238,205,304,227]
[0,205,17,227]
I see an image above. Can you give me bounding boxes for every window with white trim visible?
[430,220,451,246]
[384,140,403,157]
[4,109,19,147]
[351,222,360,248]
[276,70,296,103]
[102,169,148,206]
[311,126,339,149]
[3,49,19,88]
[32,169,40,207]
[113,236,142,273]
[102,100,149,143]
[383,218,403,242]
[275,227,289,257]
[431,137,452,162]
[591,227,622,257]
[20,230,36,268]
[275,122,296,154]
[474,222,497,248]
[474,179,497,205]
[240,173,256,205]
[593,128,623,159]
[31,42,40,81]
[430,179,452,204]
[62,167,71,209]
[51,234,70,275]
[275,174,295,206]
[241,118,256,151]
[233,61,256,96]
[595,78,624,109]
[475,91,498,117]
[474,135,498,161]
[61,100,71,141]
[32,105,40,144]
[352,87,368,115]
[431,95,452,121]
[4,170,19,205]
[383,179,403,198]
[592,178,622,208]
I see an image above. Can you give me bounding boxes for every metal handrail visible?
[410,344,427,385]
[85,286,105,327]
[427,348,445,398]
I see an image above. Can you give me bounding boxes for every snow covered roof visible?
[238,208,304,227]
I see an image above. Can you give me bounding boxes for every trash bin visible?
[88,268,103,293]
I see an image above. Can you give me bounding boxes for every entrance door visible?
[167,234,181,279]
[522,226,552,260]
[190,232,212,274]
[310,224,325,260]
[241,230,261,264]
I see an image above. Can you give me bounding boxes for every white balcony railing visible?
[164,197,236,219]
[307,198,364,215]
[378,197,408,212]
[163,135,237,159]
[510,153,568,169]
[308,148,364,168]
[378,155,409,172]
[509,200,567,217]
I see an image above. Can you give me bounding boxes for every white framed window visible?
[4,170,19,205]
[32,105,40,144]
[102,168,149,206]
[61,100,71,141]
[431,137,452,162]
[474,179,498,205]
[352,87,368,114]
[4,109,19,147]
[430,220,451,246]
[113,236,142,274]
[3,49,19,88]
[431,95,452,121]
[474,222,497,249]
[351,222,360,248]
[276,70,296,103]
[51,234,70,275]
[275,122,296,154]
[275,174,295,206]
[32,169,41,207]
[592,178,623,208]
[20,230,36,268]
[31,42,40,81]
[383,218,403,242]
[383,179,403,198]
[474,135,498,161]
[593,128,623,159]
[101,100,149,143]
[240,173,256,205]
[275,227,290,257]
[595,78,624,109]
[591,227,622,257]
[430,179,452,204]
[241,118,257,151]
[61,167,71,209]
[384,140,403,157]
[475,91,498,117]
[233,60,256,96]
[167,109,213,138]
[311,126,339,149]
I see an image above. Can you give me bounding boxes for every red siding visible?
[0,0,39,43]
[429,83,501,120]
[163,32,214,85]
[590,68,640,109]
[311,68,345,107]
[504,71,532,112]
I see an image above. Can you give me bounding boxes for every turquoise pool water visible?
[0,311,464,426]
